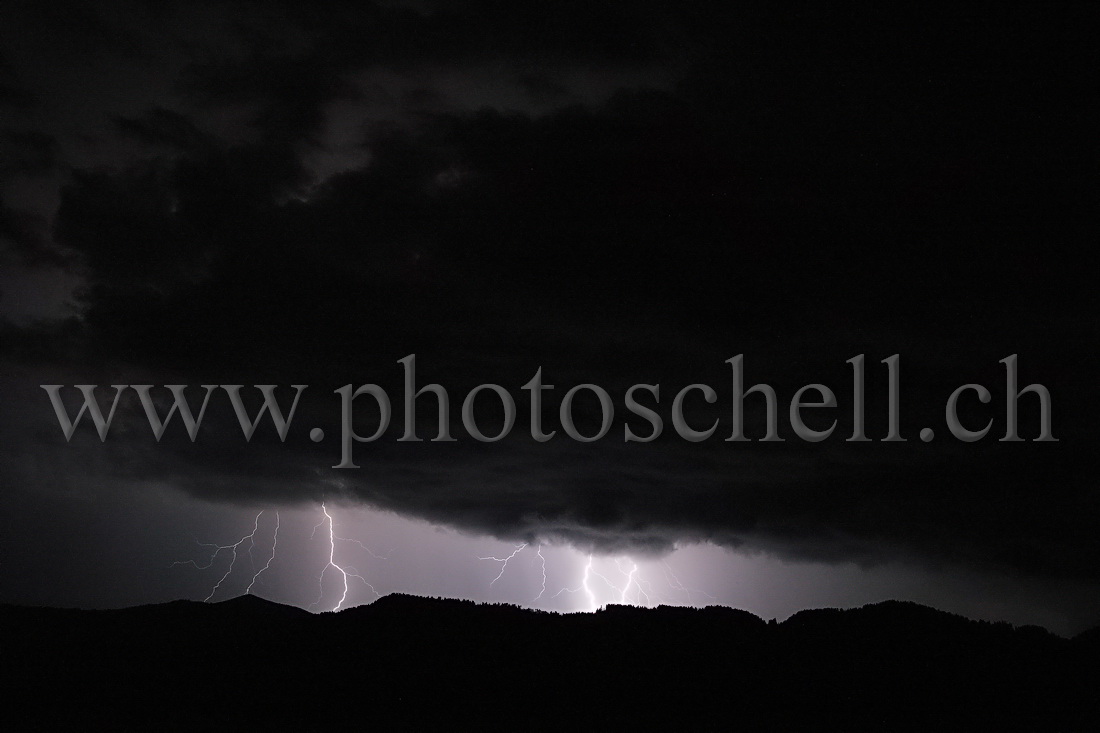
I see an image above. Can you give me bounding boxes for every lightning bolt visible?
[311,503,348,612]
[336,535,391,560]
[616,559,636,603]
[582,554,596,610]
[478,543,527,586]
[203,513,263,602]
[533,544,547,601]
[551,554,599,611]
[310,503,378,612]
[343,566,379,600]
[635,575,667,606]
[615,558,651,606]
[587,560,624,600]
[172,511,266,602]
[662,560,717,605]
[246,512,279,595]
[175,508,714,616]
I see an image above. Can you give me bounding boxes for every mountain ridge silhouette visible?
[3,593,1097,729]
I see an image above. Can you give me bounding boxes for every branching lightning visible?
[211,515,263,601]
[172,511,267,602]
[615,558,651,606]
[480,543,601,609]
[588,561,622,598]
[534,544,547,601]
[177,510,717,616]
[246,512,279,594]
[309,502,379,612]
[176,503,382,612]
[538,553,715,611]
[635,575,667,606]
[550,554,599,611]
[336,535,391,560]
[478,543,527,586]
[662,560,717,604]
[582,554,596,610]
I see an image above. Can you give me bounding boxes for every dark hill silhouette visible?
[2,595,1097,730]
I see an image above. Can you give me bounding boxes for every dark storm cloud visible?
[229,0,674,67]
[9,1,145,58]
[173,0,679,138]
[2,4,1096,583]
[0,196,72,271]
[0,82,36,109]
[0,52,36,109]
[2,129,57,174]
[0,197,44,252]
[115,107,215,152]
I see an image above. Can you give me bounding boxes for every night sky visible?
[1,2,1097,635]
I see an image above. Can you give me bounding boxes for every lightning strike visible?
[635,576,667,606]
[582,554,597,610]
[246,512,279,594]
[478,543,527,586]
[343,565,380,599]
[662,560,717,605]
[615,558,650,606]
[588,561,623,599]
[176,509,713,617]
[553,554,599,611]
[336,535,390,560]
[310,503,358,612]
[533,544,547,601]
[172,511,266,602]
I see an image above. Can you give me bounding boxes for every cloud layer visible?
[2,2,1096,583]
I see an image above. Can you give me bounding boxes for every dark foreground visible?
[2,595,1098,730]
